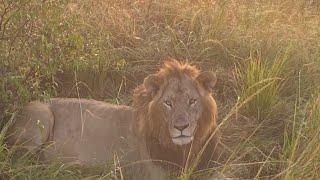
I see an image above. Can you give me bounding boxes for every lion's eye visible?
[189,98,197,105]
[164,100,172,107]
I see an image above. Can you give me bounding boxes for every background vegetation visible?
[1,0,320,179]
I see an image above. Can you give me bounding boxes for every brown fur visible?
[6,99,138,165]
[6,60,222,178]
[132,60,222,170]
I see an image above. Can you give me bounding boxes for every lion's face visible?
[155,76,203,145]
[143,63,217,146]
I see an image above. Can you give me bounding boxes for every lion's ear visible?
[143,74,162,96]
[196,71,217,92]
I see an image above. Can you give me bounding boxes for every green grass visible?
[234,49,290,119]
[282,93,320,179]
[1,0,320,179]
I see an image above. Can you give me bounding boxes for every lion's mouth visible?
[173,135,191,138]
[172,135,194,145]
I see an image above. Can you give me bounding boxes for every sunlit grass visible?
[1,0,320,179]
[281,93,320,179]
[234,50,289,119]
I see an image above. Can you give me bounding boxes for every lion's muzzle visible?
[170,117,195,145]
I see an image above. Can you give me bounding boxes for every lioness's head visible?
[133,60,218,147]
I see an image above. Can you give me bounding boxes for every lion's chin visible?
[172,136,193,145]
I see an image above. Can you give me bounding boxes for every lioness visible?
[7,60,223,178]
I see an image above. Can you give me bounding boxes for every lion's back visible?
[8,98,138,164]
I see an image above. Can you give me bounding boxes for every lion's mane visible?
[132,60,222,169]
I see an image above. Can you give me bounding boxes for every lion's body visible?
[7,60,223,178]
[7,98,138,164]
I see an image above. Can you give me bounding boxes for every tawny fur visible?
[6,98,138,164]
[132,60,222,170]
[7,60,223,178]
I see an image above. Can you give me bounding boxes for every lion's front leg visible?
[137,141,168,180]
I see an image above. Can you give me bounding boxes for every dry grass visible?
[1,0,320,179]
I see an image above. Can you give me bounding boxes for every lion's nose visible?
[174,124,189,131]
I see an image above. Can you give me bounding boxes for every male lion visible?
[7,60,223,178]
[6,98,138,164]
[133,60,222,172]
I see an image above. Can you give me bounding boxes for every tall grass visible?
[1,0,320,179]
[282,93,320,179]
[234,50,289,119]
